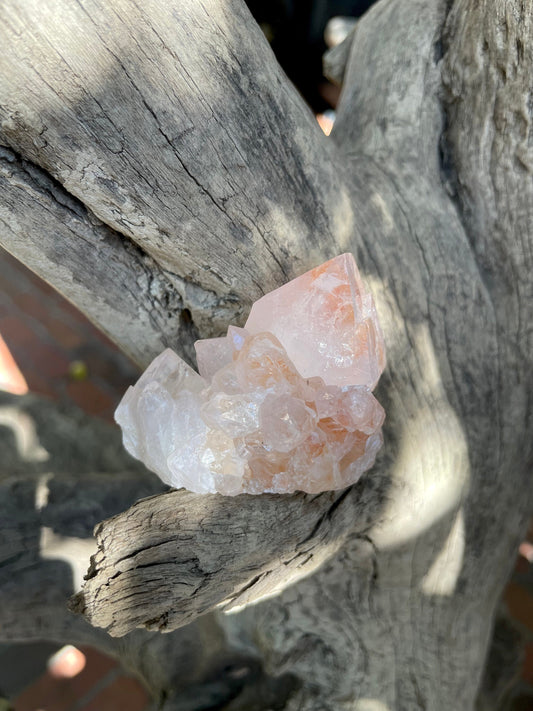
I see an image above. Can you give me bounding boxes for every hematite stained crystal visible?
[115,254,386,495]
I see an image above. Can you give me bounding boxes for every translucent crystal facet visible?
[245,252,385,389]
[115,254,386,495]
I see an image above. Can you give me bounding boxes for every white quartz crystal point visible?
[194,326,249,381]
[194,336,230,381]
[114,349,215,493]
[244,253,386,390]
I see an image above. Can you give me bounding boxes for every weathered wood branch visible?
[442,0,533,357]
[72,476,386,636]
[74,0,529,658]
[0,0,356,337]
[0,146,198,367]
[1,0,532,707]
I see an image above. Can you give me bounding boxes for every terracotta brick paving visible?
[12,647,148,711]
[0,246,139,421]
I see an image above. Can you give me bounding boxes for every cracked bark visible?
[0,0,532,708]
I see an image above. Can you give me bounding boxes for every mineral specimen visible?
[115,254,386,495]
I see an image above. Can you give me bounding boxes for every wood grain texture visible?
[0,0,355,336]
[71,481,386,636]
[0,146,198,367]
[0,0,532,707]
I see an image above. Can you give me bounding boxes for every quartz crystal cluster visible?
[115,254,386,495]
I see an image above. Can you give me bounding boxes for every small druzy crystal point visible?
[194,326,249,381]
[115,254,386,495]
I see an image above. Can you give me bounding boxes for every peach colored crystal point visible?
[245,253,385,390]
[114,254,386,496]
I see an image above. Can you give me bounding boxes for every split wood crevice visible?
[0,0,532,708]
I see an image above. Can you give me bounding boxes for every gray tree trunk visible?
[0,0,532,709]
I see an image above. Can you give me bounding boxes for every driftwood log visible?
[0,0,532,708]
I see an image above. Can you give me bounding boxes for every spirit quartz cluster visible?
[116,254,386,495]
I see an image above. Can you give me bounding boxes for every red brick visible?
[80,674,150,711]
[79,646,118,668]
[13,670,77,711]
[13,647,119,711]
[66,380,114,419]
[76,347,138,386]
[24,342,70,380]
[10,292,52,324]
[45,318,85,350]
[0,249,134,419]
[318,80,340,108]
[505,582,533,634]
[523,643,533,687]
[68,647,119,697]
[516,554,531,575]
[0,298,12,319]
[509,693,533,711]
[0,317,37,349]
[23,372,58,400]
